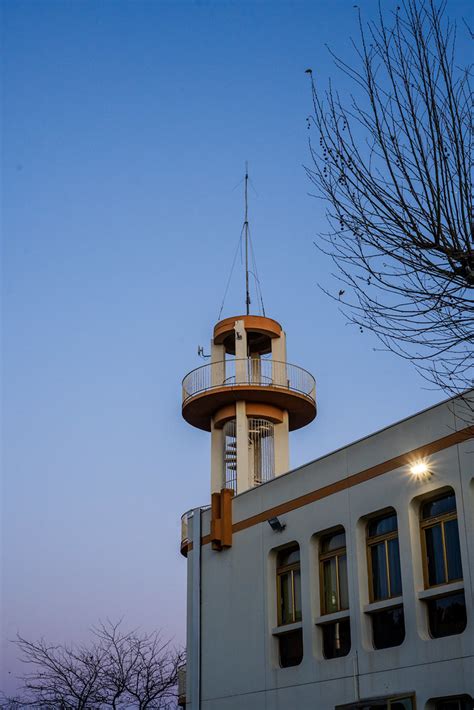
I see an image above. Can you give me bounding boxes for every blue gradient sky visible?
[2,0,471,694]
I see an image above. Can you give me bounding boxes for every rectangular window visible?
[367,512,402,601]
[277,545,302,626]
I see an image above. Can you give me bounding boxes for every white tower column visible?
[210,418,224,494]
[236,401,249,493]
[274,409,289,476]
[271,329,286,360]
[271,330,287,386]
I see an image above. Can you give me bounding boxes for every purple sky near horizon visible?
[2,0,472,696]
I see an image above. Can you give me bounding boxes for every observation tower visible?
[181,168,317,499]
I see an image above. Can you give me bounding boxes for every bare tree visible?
[306,0,473,395]
[6,635,107,709]
[2,621,184,709]
[94,622,182,710]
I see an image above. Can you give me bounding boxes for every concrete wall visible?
[186,395,474,709]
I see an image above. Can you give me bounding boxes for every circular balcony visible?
[182,358,316,432]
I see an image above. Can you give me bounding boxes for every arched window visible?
[319,528,351,659]
[366,510,405,649]
[421,490,463,587]
[275,544,303,667]
[420,489,467,639]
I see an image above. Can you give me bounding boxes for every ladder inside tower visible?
[223,421,237,492]
[248,418,275,486]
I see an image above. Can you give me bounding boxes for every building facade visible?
[180,313,474,710]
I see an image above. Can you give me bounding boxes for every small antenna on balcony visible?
[197,346,211,359]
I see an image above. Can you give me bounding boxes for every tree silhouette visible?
[1,621,184,709]
[306,0,473,396]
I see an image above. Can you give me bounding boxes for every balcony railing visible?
[181,506,211,555]
[182,358,316,404]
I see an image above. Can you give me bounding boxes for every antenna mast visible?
[244,162,250,315]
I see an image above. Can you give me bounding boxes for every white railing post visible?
[234,320,247,384]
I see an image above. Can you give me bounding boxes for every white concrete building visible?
[179,312,473,710]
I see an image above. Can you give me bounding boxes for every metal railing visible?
[182,358,316,404]
[180,506,211,552]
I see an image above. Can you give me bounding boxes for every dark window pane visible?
[425,524,446,586]
[387,538,402,597]
[323,558,338,613]
[293,569,302,622]
[321,530,346,553]
[322,619,351,659]
[335,701,414,710]
[371,606,405,649]
[279,628,303,667]
[279,572,293,625]
[339,554,349,610]
[444,518,463,582]
[427,592,467,638]
[368,514,397,537]
[422,493,456,520]
[338,701,388,709]
[434,698,473,710]
[335,703,407,710]
[277,546,299,568]
[371,543,389,600]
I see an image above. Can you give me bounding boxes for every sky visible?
[2,0,472,697]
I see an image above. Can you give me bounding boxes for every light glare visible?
[410,461,429,477]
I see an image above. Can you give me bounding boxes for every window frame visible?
[420,493,462,589]
[276,545,301,627]
[431,695,473,710]
[336,693,416,710]
[366,512,401,603]
[319,529,348,615]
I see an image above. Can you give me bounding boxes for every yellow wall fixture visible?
[210,488,234,551]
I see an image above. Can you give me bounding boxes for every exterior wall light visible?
[410,460,431,479]
[268,517,286,533]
